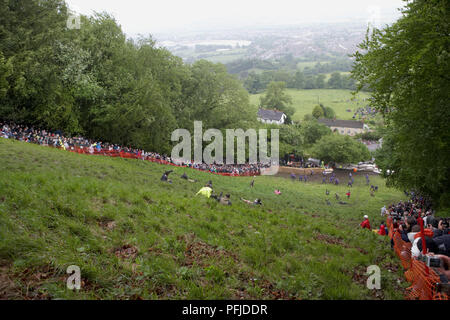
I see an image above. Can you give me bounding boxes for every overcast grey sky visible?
[65,0,406,36]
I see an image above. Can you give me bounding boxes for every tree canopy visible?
[0,0,255,154]
[259,81,295,117]
[311,134,371,164]
[352,0,450,208]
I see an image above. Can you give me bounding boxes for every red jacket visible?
[360,219,371,230]
[378,224,386,235]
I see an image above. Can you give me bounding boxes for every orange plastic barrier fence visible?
[387,216,448,300]
[58,146,260,177]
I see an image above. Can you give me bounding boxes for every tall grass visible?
[0,138,408,299]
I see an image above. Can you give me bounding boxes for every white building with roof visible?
[257,108,287,125]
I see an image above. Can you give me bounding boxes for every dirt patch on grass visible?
[97,217,117,231]
[349,266,385,300]
[259,280,296,300]
[143,195,154,204]
[314,233,368,254]
[0,264,21,300]
[113,244,139,260]
[235,272,298,300]
[91,197,104,212]
[315,233,348,247]
[179,234,238,267]
[177,234,298,300]
[0,263,67,300]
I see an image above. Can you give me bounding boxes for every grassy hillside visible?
[0,139,408,300]
[250,89,371,121]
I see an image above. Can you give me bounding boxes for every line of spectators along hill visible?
[0,122,269,176]
[363,192,450,282]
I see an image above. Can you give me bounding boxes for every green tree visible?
[244,72,263,94]
[327,72,342,89]
[312,105,324,119]
[322,105,336,119]
[311,134,371,164]
[259,81,295,117]
[315,74,326,89]
[352,0,450,208]
[290,70,305,89]
[304,76,316,89]
[279,124,304,156]
[301,120,331,146]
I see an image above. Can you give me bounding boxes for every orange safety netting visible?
[63,146,259,177]
[386,216,448,300]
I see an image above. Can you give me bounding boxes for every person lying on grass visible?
[211,192,231,206]
[161,170,173,183]
[196,185,213,198]
[274,189,281,195]
[181,172,196,183]
[241,198,262,206]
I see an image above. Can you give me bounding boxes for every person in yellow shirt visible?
[196,185,213,198]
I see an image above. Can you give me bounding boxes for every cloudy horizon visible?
[65,0,406,37]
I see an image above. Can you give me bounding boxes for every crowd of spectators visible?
[382,193,450,281]
[352,105,377,119]
[0,121,269,175]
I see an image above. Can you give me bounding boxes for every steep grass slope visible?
[0,139,408,299]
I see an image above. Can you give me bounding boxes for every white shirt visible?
[411,237,421,258]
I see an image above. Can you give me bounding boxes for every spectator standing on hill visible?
[398,216,417,242]
[434,219,449,237]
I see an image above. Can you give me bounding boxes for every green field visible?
[0,139,409,300]
[171,48,248,64]
[250,89,371,122]
[296,61,330,70]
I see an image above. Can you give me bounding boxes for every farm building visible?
[257,108,287,125]
[318,118,369,136]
